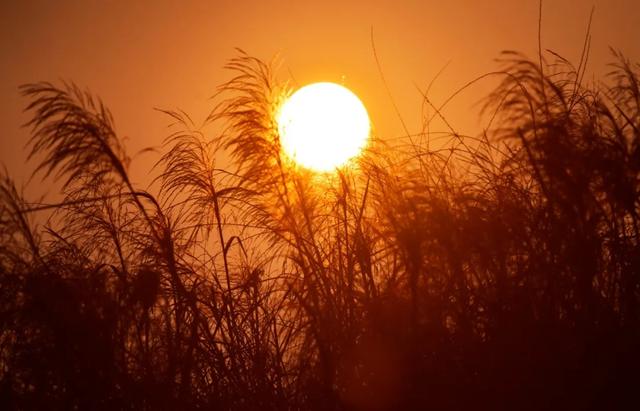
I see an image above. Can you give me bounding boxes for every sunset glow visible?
[3,1,639,409]
[277,82,370,172]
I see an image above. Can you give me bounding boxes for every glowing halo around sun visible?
[277,82,370,172]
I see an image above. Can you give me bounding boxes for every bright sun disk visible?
[277,82,370,172]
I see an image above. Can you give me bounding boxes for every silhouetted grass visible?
[1,47,639,410]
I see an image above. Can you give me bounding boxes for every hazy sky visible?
[1,0,638,192]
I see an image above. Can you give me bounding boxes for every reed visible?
[0,47,639,410]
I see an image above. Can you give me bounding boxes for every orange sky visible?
[1,0,638,194]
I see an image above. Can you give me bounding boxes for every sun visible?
[277,82,370,172]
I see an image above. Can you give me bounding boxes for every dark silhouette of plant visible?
[0,46,639,411]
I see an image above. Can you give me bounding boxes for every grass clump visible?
[1,47,639,410]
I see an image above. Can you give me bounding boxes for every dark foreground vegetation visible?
[1,48,639,410]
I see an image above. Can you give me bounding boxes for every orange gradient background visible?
[1,0,638,194]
